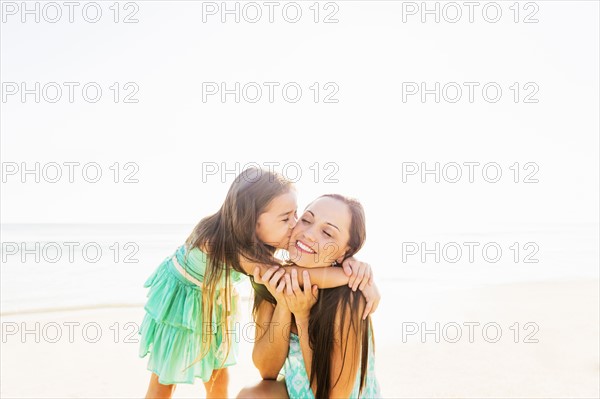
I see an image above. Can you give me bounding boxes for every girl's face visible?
[287,196,351,268]
[256,190,298,249]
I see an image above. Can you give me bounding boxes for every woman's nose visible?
[303,228,316,242]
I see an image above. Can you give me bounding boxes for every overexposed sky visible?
[1,1,598,231]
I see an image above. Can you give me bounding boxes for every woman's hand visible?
[359,280,381,320]
[253,266,288,306]
[342,257,373,291]
[283,269,318,320]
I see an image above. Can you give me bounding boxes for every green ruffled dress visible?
[138,245,246,385]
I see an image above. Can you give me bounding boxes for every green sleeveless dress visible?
[283,327,381,398]
[138,245,246,385]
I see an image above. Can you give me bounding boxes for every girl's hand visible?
[342,257,374,291]
[359,281,381,320]
[253,266,288,305]
[284,269,318,320]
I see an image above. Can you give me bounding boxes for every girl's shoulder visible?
[183,243,247,283]
[179,244,209,266]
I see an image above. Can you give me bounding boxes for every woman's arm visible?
[284,269,319,393]
[295,313,315,392]
[251,267,294,379]
[252,300,292,379]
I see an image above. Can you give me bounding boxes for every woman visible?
[140,166,379,399]
[239,194,381,398]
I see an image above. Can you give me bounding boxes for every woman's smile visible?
[295,240,316,254]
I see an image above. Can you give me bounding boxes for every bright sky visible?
[1,1,598,234]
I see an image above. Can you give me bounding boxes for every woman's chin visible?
[288,248,307,265]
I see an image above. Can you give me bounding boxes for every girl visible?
[139,168,379,399]
[241,194,380,398]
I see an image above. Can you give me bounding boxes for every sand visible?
[1,279,598,398]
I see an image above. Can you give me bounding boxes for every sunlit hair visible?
[184,167,294,374]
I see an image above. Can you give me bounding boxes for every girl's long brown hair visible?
[252,194,373,399]
[184,167,293,371]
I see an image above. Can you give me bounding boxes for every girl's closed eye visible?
[323,230,332,237]
[283,211,297,223]
[301,218,311,224]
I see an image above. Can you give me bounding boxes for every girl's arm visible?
[284,264,351,289]
[238,255,281,276]
[252,300,292,379]
[241,255,380,318]
[285,257,374,291]
[239,255,349,288]
[240,254,372,291]
[283,264,380,319]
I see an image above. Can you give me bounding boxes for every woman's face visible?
[256,190,298,249]
[287,196,351,268]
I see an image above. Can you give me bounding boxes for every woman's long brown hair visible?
[184,167,293,370]
[308,194,371,399]
[252,194,373,399]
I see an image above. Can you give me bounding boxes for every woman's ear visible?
[335,247,351,264]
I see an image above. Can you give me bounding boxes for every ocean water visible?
[1,223,598,315]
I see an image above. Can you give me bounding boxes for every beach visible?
[1,278,598,398]
[2,0,599,396]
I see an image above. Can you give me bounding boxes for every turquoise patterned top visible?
[283,328,381,398]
